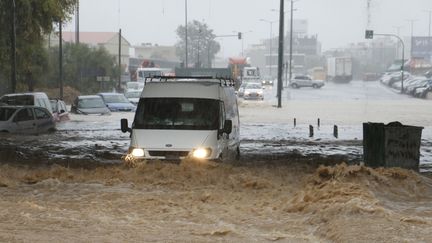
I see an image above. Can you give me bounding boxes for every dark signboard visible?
[412,37,432,59]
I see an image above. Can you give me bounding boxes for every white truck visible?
[242,67,261,83]
[121,77,240,161]
[326,57,353,83]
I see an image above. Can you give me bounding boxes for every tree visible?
[45,43,117,94]
[175,20,220,68]
[0,0,77,93]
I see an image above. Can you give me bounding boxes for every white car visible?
[124,89,142,105]
[243,82,264,100]
[0,106,56,134]
[290,75,325,89]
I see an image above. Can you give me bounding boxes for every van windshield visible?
[0,95,33,106]
[134,98,219,130]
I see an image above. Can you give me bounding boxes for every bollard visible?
[294,118,296,127]
[317,118,320,128]
[333,125,338,138]
[309,125,314,137]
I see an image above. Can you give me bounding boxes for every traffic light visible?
[365,30,374,39]
[238,32,242,40]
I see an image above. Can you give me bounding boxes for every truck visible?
[326,57,353,83]
[242,66,261,83]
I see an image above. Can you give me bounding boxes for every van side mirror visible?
[121,118,131,133]
[223,120,232,134]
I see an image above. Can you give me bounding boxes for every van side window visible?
[15,108,34,122]
[219,102,225,130]
[34,108,51,120]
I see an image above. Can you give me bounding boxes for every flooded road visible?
[1,81,432,242]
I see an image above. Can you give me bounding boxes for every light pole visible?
[366,30,405,93]
[11,0,17,93]
[276,0,285,108]
[185,0,188,68]
[406,19,418,59]
[233,30,252,57]
[289,0,295,84]
[425,10,432,60]
[260,19,276,78]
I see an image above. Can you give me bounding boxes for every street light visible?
[365,30,405,93]
[185,0,188,68]
[260,19,276,78]
[233,30,252,57]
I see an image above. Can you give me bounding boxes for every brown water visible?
[0,160,431,242]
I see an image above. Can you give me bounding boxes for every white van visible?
[121,77,240,161]
[0,92,53,113]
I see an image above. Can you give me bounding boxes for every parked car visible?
[243,82,264,100]
[71,95,111,115]
[290,75,324,89]
[124,89,142,105]
[0,106,55,134]
[98,93,136,112]
[412,80,432,97]
[50,99,70,122]
[405,79,429,95]
[0,92,53,113]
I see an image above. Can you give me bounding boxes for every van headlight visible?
[192,148,212,159]
[131,148,145,157]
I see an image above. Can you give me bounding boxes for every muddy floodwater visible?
[1,81,432,242]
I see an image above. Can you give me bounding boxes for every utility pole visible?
[425,10,432,61]
[393,26,403,59]
[118,28,122,92]
[406,19,418,58]
[260,19,276,78]
[277,0,284,108]
[289,0,294,84]
[11,0,17,93]
[59,20,63,99]
[75,0,79,44]
[185,0,188,68]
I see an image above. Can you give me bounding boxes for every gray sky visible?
[64,0,432,58]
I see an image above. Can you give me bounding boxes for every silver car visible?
[290,75,325,89]
[0,106,55,134]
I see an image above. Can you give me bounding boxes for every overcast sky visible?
[64,0,432,58]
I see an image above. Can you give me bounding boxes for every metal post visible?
[185,0,188,68]
[277,0,284,108]
[75,0,79,44]
[11,0,17,93]
[59,21,63,99]
[333,125,338,138]
[289,0,294,83]
[118,28,122,92]
[309,125,314,137]
[270,22,273,77]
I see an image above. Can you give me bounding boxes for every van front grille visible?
[148,151,189,157]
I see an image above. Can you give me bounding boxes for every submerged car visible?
[0,106,55,134]
[243,82,264,100]
[98,93,136,112]
[71,95,111,115]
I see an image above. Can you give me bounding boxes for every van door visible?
[13,108,37,134]
[218,101,229,159]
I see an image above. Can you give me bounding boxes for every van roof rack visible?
[145,76,236,87]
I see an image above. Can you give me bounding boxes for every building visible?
[246,19,322,78]
[50,31,131,73]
